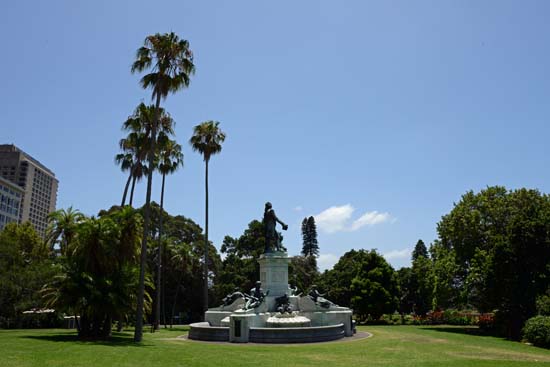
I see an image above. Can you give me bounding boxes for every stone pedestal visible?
[258,251,290,297]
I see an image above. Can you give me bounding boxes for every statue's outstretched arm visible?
[273,211,288,229]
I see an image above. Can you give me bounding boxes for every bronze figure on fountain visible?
[263,202,288,253]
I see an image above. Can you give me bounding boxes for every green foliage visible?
[189,121,226,163]
[411,239,428,261]
[430,240,460,310]
[537,294,550,316]
[42,207,148,338]
[437,186,550,339]
[215,220,264,300]
[523,316,550,348]
[0,222,57,328]
[397,240,435,317]
[319,249,398,320]
[288,255,318,293]
[301,216,319,257]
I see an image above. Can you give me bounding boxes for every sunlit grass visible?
[1,325,550,366]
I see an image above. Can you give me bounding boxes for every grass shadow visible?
[420,326,500,338]
[20,332,149,347]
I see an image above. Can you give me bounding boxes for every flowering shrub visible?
[478,313,495,331]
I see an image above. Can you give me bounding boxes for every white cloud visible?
[317,253,339,271]
[383,248,411,261]
[351,211,391,230]
[294,206,303,212]
[314,204,392,233]
[315,204,354,233]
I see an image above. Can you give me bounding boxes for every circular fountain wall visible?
[188,251,355,343]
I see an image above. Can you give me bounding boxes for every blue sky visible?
[2,1,550,270]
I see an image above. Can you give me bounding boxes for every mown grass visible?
[1,325,550,366]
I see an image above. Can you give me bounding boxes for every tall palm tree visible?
[131,32,195,342]
[117,103,176,207]
[190,121,226,315]
[153,136,183,330]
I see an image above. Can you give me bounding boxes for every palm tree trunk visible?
[121,172,132,206]
[134,93,161,342]
[129,175,137,207]
[154,173,166,331]
[203,159,209,316]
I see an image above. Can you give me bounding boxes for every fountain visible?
[188,203,355,343]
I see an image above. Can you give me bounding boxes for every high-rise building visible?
[0,144,58,237]
[0,176,23,231]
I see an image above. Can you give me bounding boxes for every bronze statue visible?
[244,281,269,309]
[275,294,293,314]
[308,285,332,308]
[263,202,288,253]
[222,287,245,306]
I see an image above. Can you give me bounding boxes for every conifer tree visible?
[301,216,319,257]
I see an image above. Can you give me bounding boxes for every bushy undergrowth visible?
[523,316,550,348]
[367,310,494,327]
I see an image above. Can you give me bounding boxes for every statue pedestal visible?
[258,251,290,297]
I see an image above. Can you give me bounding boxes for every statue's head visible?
[255,281,262,287]
[311,285,317,290]
[265,202,272,210]
[234,287,240,292]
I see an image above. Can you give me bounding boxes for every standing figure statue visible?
[263,202,288,253]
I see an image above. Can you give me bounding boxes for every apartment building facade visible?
[0,175,23,231]
[0,144,58,237]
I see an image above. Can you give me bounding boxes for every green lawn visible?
[1,325,550,367]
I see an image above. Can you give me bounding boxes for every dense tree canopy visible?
[0,223,56,328]
[318,249,398,320]
[437,186,550,339]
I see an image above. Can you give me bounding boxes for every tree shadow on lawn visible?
[20,332,149,347]
[420,326,499,338]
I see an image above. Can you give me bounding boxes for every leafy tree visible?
[397,267,414,316]
[289,255,318,293]
[430,240,461,310]
[0,223,56,328]
[437,186,550,339]
[215,220,265,300]
[318,249,399,320]
[349,250,399,320]
[301,216,319,257]
[410,255,433,316]
[131,32,195,342]
[190,120,226,314]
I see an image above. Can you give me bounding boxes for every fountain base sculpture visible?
[189,203,355,343]
[189,251,355,343]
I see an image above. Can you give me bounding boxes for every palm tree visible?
[117,103,175,207]
[131,32,195,342]
[153,136,183,330]
[45,207,85,256]
[190,121,226,315]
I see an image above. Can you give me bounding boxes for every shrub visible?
[478,313,495,331]
[523,316,550,348]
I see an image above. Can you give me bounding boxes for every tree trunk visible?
[121,171,132,206]
[204,159,209,316]
[134,92,161,343]
[129,175,137,207]
[154,173,166,331]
